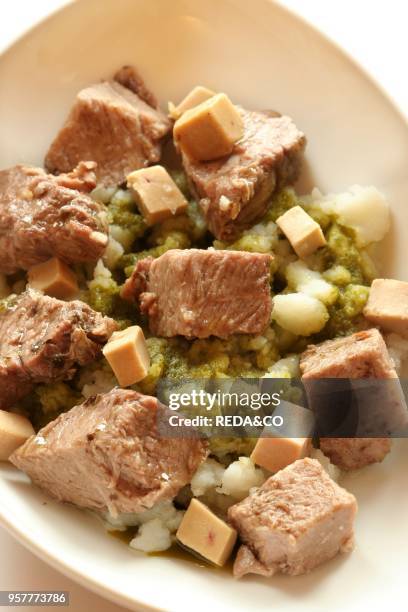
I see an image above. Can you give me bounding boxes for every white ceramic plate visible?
[1,1,408,610]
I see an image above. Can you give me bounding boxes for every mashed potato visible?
[79,361,117,398]
[190,457,265,518]
[102,500,184,553]
[286,260,338,306]
[265,355,300,378]
[216,457,265,500]
[103,235,124,269]
[272,293,329,336]
[304,185,390,247]
[130,519,172,553]
[191,459,225,497]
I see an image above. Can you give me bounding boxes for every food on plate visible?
[168,85,216,120]
[312,185,390,247]
[113,65,159,109]
[127,165,188,225]
[300,327,398,379]
[176,498,237,566]
[276,205,326,258]
[0,65,405,581]
[229,458,357,577]
[271,292,329,335]
[173,93,244,161]
[0,410,35,461]
[102,326,150,387]
[250,435,311,473]
[27,257,78,299]
[300,328,400,470]
[122,248,272,338]
[364,278,408,336]
[180,107,306,240]
[312,438,392,473]
[10,388,207,515]
[45,72,171,186]
[0,289,117,409]
[0,162,107,273]
[285,260,338,305]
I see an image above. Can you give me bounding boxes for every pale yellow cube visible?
[103,326,150,387]
[251,437,311,473]
[168,86,216,120]
[127,165,188,225]
[173,93,244,161]
[364,278,408,337]
[177,498,237,566]
[0,410,35,461]
[28,257,78,299]
[276,206,326,259]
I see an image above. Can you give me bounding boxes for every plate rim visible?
[0,493,159,612]
[0,1,407,610]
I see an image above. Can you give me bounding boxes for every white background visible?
[0,1,407,611]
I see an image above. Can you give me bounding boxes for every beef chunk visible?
[314,438,393,472]
[113,65,158,109]
[45,77,171,186]
[300,329,398,470]
[0,163,107,274]
[0,289,117,409]
[122,248,272,338]
[10,388,208,515]
[228,458,357,578]
[180,108,306,240]
[233,545,275,579]
[52,160,98,192]
[300,328,398,379]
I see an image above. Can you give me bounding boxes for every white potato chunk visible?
[129,518,172,552]
[92,259,112,280]
[109,224,135,252]
[102,500,183,533]
[286,261,338,305]
[216,457,265,500]
[301,279,338,305]
[191,459,225,497]
[319,186,390,247]
[103,235,124,269]
[272,293,329,336]
[264,355,300,378]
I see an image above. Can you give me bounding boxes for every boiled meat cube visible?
[11,388,207,516]
[228,458,357,577]
[45,71,171,186]
[300,329,404,470]
[0,162,107,274]
[122,248,272,338]
[0,289,117,409]
[180,108,306,240]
